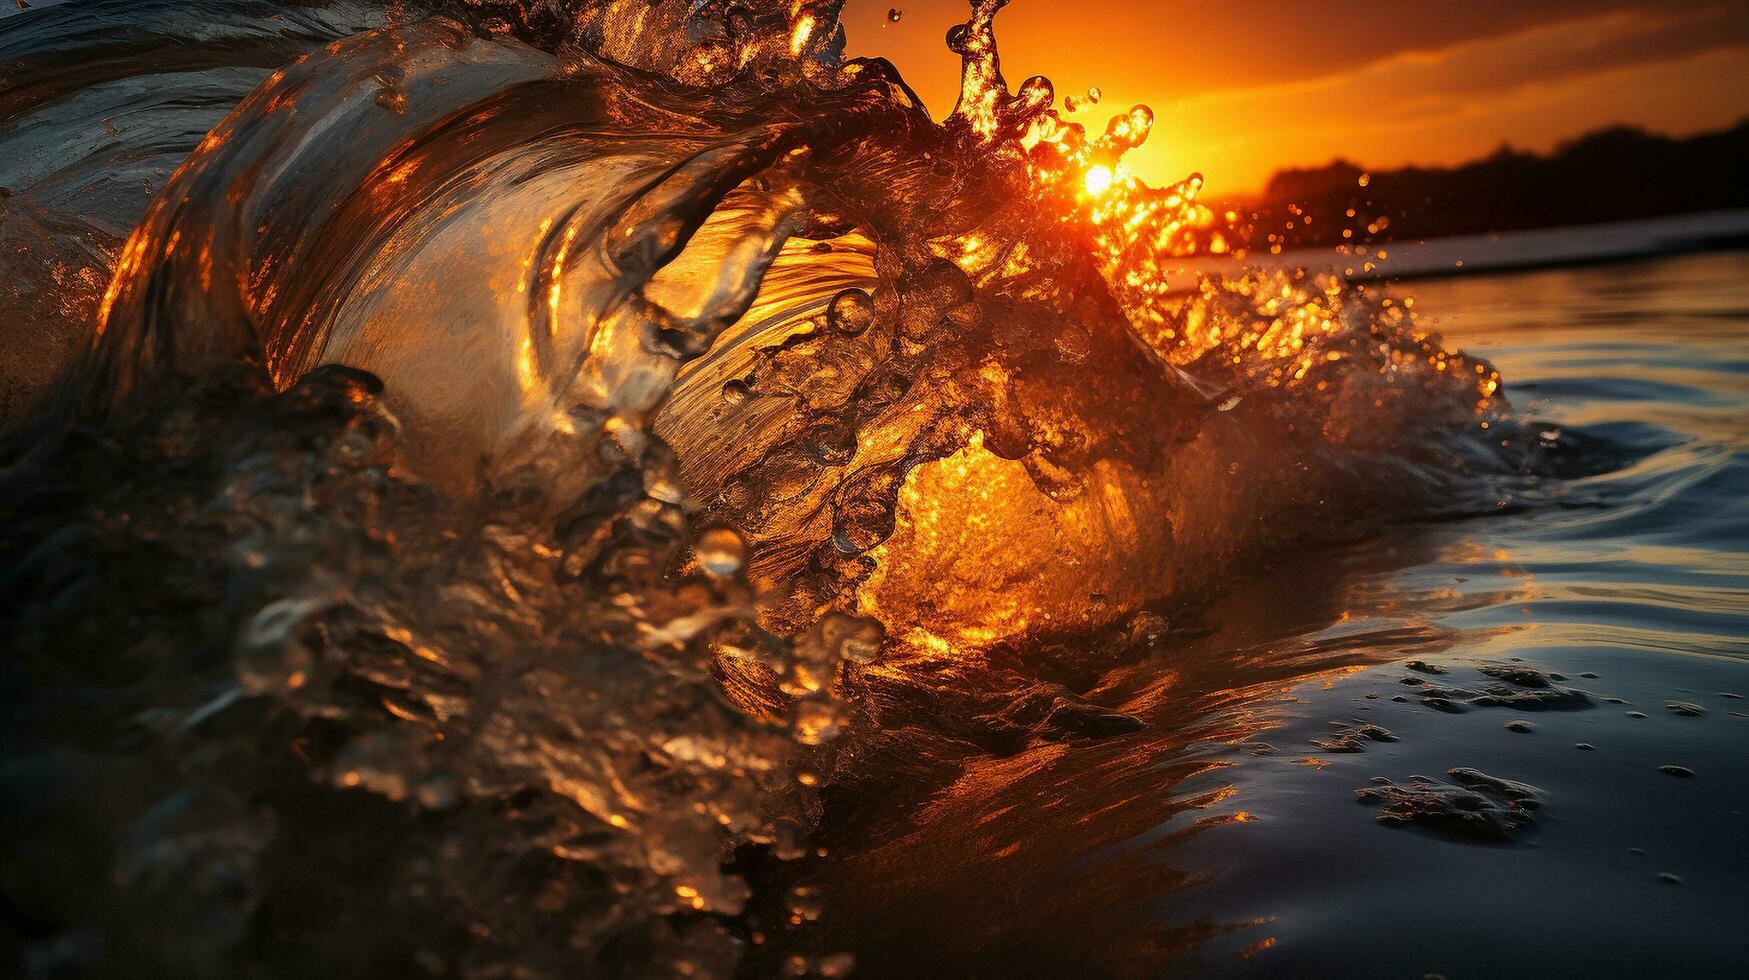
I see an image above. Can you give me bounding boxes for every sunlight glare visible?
[1083,164,1115,196]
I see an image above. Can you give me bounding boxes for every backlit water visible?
[785,250,1749,978]
[3,1,1745,975]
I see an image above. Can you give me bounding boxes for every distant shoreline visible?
[1164,208,1749,290]
[1215,119,1749,254]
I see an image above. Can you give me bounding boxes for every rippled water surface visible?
[4,1,1746,975]
[781,250,1749,978]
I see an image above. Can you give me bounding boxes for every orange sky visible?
[840,0,1749,197]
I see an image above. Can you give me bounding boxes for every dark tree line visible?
[1230,117,1749,249]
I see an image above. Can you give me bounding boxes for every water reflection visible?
[753,250,1749,977]
[746,531,1465,977]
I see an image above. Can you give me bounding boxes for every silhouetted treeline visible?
[1232,118,1749,249]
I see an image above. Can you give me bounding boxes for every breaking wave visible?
[0,2,1611,976]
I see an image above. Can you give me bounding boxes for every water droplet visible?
[721,378,753,405]
[887,7,903,23]
[826,288,875,335]
[694,527,746,577]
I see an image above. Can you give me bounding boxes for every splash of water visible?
[1,2,1549,976]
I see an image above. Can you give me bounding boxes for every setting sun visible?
[3,1,1747,977]
[1083,164,1115,196]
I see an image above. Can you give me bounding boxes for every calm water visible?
[790,249,1749,978]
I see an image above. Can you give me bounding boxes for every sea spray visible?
[0,2,1577,976]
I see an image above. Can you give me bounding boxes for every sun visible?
[1083,164,1114,197]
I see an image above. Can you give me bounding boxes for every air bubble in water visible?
[887,8,903,23]
[826,287,875,335]
[694,527,747,577]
